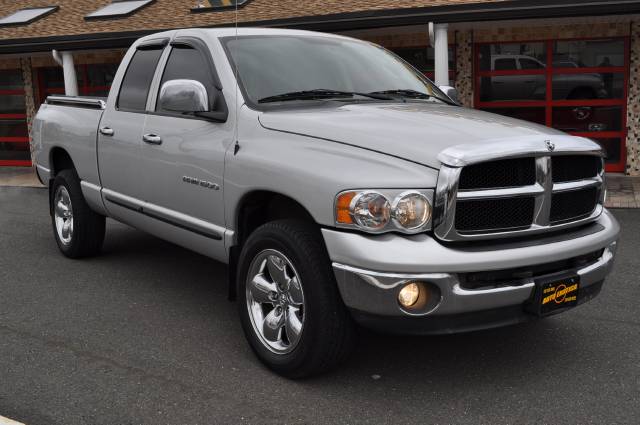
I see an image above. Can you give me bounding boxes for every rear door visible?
[138,37,234,260]
[98,39,166,216]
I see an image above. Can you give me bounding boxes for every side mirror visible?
[438,85,460,105]
[158,79,209,113]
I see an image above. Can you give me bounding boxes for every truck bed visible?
[32,95,106,190]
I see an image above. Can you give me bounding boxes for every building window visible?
[85,0,155,20]
[0,6,58,27]
[390,45,456,83]
[475,38,629,172]
[0,69,30,167]
[36,63,120,104]
[192,0,251,12]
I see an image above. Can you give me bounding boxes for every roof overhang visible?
[1,0,640,54]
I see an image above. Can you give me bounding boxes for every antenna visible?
[233,0,240,155]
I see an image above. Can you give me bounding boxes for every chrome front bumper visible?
[323,209,619,326]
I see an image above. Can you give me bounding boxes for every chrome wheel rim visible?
[246,249,305,354]
[54,186,74,246]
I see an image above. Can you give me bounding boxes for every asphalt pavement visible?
[1,187,639,425]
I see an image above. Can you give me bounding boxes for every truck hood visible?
[258,102,566,169]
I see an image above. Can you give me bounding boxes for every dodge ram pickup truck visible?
[33,28,619,378]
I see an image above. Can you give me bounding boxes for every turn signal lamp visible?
[336,191,357,224]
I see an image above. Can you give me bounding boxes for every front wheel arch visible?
[228,191,319,301]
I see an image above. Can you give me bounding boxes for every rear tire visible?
[237,220,356,378]
[51,169,105,258]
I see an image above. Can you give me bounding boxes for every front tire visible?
[51,169,105,258]
[237,220,355,378]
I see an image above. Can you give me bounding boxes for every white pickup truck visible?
[33,28,619,378]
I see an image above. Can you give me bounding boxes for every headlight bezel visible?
[334,189,434,234]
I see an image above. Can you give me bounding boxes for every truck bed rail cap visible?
[46,95,106,110]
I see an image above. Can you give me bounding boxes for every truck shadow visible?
[98,219,596,389]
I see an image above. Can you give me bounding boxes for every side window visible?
[156,46,214,113]
[494,58,517,71]
[520,58,544,70]
[117,47,163,111]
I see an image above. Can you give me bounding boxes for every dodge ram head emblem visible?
[545,140,555,152]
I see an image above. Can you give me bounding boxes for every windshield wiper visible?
[258,89,392,104]
[370,89,455,105]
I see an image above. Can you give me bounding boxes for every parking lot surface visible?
[1,187,639,425]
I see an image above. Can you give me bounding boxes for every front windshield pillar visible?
[434,23,450,87]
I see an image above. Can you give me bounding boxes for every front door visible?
[138,39,234,261]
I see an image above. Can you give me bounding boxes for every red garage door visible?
[475,37,629,172]
[0,69,30,167]
[36,63,119,105]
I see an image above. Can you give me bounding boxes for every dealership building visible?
[1,0,639,174]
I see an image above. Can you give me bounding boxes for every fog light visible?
[398,282,420,307]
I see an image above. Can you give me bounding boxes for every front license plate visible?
[529,275,580,316]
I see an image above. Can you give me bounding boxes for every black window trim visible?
[84,0,157,21]
[0,6,59,28]
[146,36,228,123]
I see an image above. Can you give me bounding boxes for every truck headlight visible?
[352,191,391,230]
[335,189,433,234]
[393,191,432,230]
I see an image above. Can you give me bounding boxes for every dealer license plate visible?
[529,275,580,316]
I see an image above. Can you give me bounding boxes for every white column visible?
[433,23,449,87]
[52,50,78,96]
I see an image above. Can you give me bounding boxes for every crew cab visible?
[33,28,619,378]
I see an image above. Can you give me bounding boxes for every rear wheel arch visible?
[50,147,76,177]
[48,148,77,215]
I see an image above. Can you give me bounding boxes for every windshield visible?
[222,35,449,107]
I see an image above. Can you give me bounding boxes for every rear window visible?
[117,47,163,111]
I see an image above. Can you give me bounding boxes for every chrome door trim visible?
[142,134,162,145]
[99,126,115,136]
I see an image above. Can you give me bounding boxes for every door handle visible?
[143,134,162,145]
[99,126,114,136]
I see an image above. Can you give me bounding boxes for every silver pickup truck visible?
[33,28,619,378]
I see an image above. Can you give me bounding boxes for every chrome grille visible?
[434,151,605,241]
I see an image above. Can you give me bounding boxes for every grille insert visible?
[552,155,601,183]
[455,197,535,233]
[550,187,599,224]
[458,157,536,190]
[461,249,604,289]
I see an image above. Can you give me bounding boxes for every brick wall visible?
[626,22,640,176]
[455,30,473,107]
[473,22,630,42]
[19,58,36,166]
